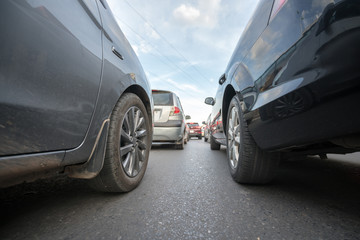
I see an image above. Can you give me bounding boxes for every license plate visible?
[190,130,194,133]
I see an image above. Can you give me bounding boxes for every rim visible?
[120,106,147,178]
[227,106,241,170]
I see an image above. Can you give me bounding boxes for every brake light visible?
[270,0,287,22]
[170,106,181,116]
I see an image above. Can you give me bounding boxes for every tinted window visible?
[227,0,274,66]
[188,123,199,127]
[153,93,173,106]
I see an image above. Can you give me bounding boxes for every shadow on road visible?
[241,155,360,220]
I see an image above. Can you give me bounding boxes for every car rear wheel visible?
[226,95,279,184]
[210,134,220,150]
[90,93,151,192]
[175,137,184,150]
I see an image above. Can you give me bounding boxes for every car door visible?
[0,0,103,156]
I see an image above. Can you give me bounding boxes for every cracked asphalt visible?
[1,140,360,239]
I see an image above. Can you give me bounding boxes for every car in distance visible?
[152,90,189,149]
[187,122,202,139]
[0,0,153,192]
[205,0,360,184]
[203,114,211,142]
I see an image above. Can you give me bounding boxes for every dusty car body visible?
[0,0,153,192]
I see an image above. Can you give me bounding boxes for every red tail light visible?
[270,0,287,22]
[170,106,181,116]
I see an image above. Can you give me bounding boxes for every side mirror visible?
[204,97,215,106]
[185,115,191,120]
[218,73,226,85]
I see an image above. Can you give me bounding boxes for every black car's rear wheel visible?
[226,95,279,184]
[90,93,151,192]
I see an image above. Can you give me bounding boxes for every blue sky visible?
[108,0,259,123]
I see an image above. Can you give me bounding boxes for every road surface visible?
[0,139,359,239]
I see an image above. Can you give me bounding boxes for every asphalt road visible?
[1,139,360,239]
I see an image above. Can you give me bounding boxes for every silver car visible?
[152,90,189,149]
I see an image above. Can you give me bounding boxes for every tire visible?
[89,93,151,192]
[175,137,184,150]
[204,133,208,142]
[226,95,279,184]
[198,136,202,140]
[210,134,221,150]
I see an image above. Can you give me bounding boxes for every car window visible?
[188,123,199,127]
[152,92,174,106]
[227,0,274,66]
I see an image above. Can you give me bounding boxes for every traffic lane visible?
[0,140,359,239]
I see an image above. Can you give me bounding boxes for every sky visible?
[107,0,260,123]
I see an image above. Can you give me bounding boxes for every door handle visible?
[112,46,124,60]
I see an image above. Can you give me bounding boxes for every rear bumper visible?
[153,126,183,142]
[249,87,360,152]
[189,132,201,137]
[154,120,182,128]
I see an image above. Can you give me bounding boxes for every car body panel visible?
[0,0,103,155]
[208,0,360,153]
[0,0,153,187]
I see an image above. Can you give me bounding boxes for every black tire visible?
[210,135,221,150]
[204,134,208,142]
[175,137,184,150]
[89,93,151,192]
[198,136,202,140]
[226,95,279,184]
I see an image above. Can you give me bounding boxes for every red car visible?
[187,122,202,139]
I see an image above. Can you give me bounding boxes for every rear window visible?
[188,123,199,127]
[152,92,173,106]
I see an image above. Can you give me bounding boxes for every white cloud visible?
[144,23,160,39]
[133,40,153,54]
[166,79,203,94]
[173,4,200,24]
[172,0,221,28]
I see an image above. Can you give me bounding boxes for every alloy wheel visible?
[120,106,147,177]
[227,106,241,169]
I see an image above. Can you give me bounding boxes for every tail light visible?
[170,106,181,116]
[270,0,287,22]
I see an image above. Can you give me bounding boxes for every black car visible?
[0,0,153,192]
[205,0,360,184]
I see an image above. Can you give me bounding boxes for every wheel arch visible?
[123,84,153,124]
[222,84,238,136]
